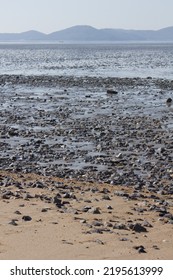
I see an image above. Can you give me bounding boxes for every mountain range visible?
[0,25,173,42]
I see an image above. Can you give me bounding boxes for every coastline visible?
[0,75,173,259]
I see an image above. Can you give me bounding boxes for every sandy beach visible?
[0,170,173,260]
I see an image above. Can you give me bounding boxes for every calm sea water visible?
[0,42,173,78]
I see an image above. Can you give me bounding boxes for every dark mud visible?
[0,75,173,191]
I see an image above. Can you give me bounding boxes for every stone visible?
[9,219,18,226]
[133,245,146,253]
[107,89,118,94]
[129,223,147,232]
[22,215,32,221]
[88,207,101,214]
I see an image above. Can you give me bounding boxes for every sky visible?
[0,0,173,33]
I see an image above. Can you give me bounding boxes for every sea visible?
[0,42,173,78]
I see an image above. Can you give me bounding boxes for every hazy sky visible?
[1,0,173,33]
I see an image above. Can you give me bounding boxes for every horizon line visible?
[0,24,173,34]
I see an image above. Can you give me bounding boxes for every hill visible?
[0,25,173,42]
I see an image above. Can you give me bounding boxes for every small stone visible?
[14,210,22,215]
[80,219,87,224]
[107,205,113,210]
[81,206,92,212]
[88,207,101,214]
[53,196,63,208]
[129,223,147,232]
[142,220,153,228]
[9,219,18,226]
[95,239,104,245]
[133,245,146,253]
[22,215,32,221]
[41,208,48,212]
[119,238,129,241]
[113,223,128,230]
[107,89,118,94]
[166,98,172,107]
[138,246,146,253]
[102,195,111,200]
[92,221,104,227]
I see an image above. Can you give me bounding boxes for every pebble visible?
[22,215,32,221]
[134,245,147,254]
[88,207,101,214]
[9,219,18,226]
[129,223,147,233]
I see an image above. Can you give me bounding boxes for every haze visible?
[1,0,173,33]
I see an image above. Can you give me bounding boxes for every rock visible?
[32,181,47,189]
[142,220,153,228]
[95,239,104,245]
[2,191,14,199]
[166,98,172,107]
[113,223,128,230]
[53,195,63,208]
[22,215,32,221]
[14,210,22,215]
[107,205,113,210]
[102,194,111,200]
[81,206,92,212]
[133,245,147,253]
[107,89,118,94]
[88,207,101,214]
[129,223,147,232]
[62,192,76,199]
[9,219,18,226]
[23,193,35,200]
[119,238,129,241]
[41,208,49,212]
[92,221,104,227]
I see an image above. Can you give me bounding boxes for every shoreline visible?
[1,74,173,259]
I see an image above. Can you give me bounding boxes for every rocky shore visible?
[0,74,173,259]
[1,75,173,186]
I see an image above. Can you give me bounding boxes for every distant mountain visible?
[0,30,46,41]
[0,25,173,42]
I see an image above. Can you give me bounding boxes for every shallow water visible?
[0,43,173,78]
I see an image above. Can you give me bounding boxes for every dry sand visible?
[0,170,173,260]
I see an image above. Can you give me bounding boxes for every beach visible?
[0,170,173,260]
[0,75,173,259]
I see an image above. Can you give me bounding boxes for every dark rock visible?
[88,207,101,214]
[53,195,63,208]
[129,223,147,232]
[133,245,147,253]
[9,219,18,226]
[107,89,118,94]
[81,206,92,212]
[22,215,32,221]
[92,221,104,227]
[14,210,22,215]
[2,190,14,199]
[166,98,172,107]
